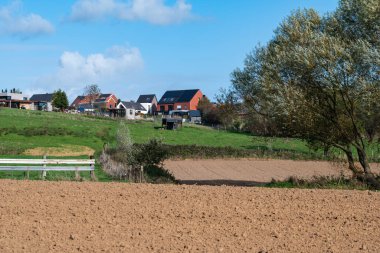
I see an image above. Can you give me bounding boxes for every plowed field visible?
[0,180,379,252]
[165,159,380,186]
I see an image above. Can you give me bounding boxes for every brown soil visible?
[23,145,95,157]
[165,159,380,185]
[0,180,379,252]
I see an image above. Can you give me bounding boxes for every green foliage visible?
[267,175,380,190]
[197,96,221,125]
[215,88,241,129]
[231,0,380,174]
[52,89,69,110]
[135,139,169,168]
[105,133,173,182]
[155,144,330,161]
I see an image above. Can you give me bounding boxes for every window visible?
[184,105,188,110]
[177,105,182,109]
[160,106,165,111]
[129,110,133,115]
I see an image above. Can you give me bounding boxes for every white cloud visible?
[0,1,54,38]
[35,45,144,100]
[69,0,193,25]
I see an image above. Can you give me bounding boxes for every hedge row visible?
[134,143,330,161]
[0,126,112,142]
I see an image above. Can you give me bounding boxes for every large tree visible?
[84,84,101,105]
[231,0,380,176]
[52,89,69,111]
[197,96,221,125]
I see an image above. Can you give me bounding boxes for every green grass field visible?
[1,108,379,181]
[0,108,312,156]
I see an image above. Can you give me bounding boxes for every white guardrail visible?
[0,156,96,180]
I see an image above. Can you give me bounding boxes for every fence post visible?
[41,155,47,180]
[75,167,80,181]
[140,166,144,183]
[90,156,96,181]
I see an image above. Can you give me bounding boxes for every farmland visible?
[0,180,379,252]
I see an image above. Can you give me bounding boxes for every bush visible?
[152,144,329,161]
[101,122,174,183]
[267,175,380,190]
[135,139,169,168]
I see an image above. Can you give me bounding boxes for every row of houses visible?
[0,88,205,122]
[0,91,54,111]
[69,89,204,120]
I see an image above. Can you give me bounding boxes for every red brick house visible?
[157,89,203,113]
[93,94,118,111]
[71,93,118,111]
[70,96,86,108]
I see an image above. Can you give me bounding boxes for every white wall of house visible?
[117,102,136,119]
[47,102,53,112]
[0,92,28,100]
[33,102,53,111]
[126,108,136,119]
[139,103,151,114]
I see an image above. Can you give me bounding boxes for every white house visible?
[0,90,32,109]
[117,101,146,119]
[136,94,157,115]
[29,93,54,111]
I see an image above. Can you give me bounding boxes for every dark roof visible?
[70,96,85,105]
[120,101,146,111]
[158,89,199,104]
[137,94,156,103]
[94,94,112,102]
[75,95,85,100]
[29,93,54,102]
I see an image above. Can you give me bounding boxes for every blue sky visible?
[0,0,338,102]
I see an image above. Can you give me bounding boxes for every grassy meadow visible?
[0,108,379,181]
[0,108,311,157]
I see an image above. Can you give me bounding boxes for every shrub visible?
[100,122,174,183]
[154,144,329,161]
[100,122,138,180]
[267,175,380,190]
[135,139,169,168]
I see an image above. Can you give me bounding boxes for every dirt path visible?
[165,159,380,185]
[0,180,379,252]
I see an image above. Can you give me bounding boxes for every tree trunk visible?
[344,150,359,175]
[356,147,371,175]
[356,147,379,190]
